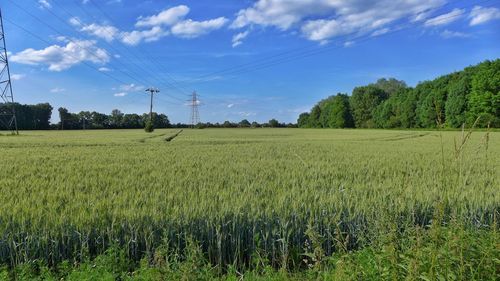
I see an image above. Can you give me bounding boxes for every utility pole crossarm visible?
[145,87,160,125]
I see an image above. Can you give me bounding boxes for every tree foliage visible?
[299,59,499,129]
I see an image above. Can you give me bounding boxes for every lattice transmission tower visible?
[188,91,201,127]
[0,9,18,134]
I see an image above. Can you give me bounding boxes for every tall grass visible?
[0,129,498,278]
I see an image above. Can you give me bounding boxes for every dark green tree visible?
[466,59,500,127]
[350,85,387,128]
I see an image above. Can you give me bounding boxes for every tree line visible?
[298,59,499,128]
[0,103,292,130]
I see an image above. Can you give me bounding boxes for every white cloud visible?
[238,111,256,117]
[98,67,112,72]
[38,0,51,9]
[232,31,250,47]
[50,87,65,93]
[424,8,464,27]
[81,23,119,42]
[69,17,82,27]
[114,92,127,97]
[371,28,390,37]
[343,41,355,47]
[171,17,228,38]
[440,29,470,39]
[227,104,234,108]
[119,83,144,92]
[10,74,25,81]
[233,0,446,42]
[136,5,190,27]
[10,40,109,71]
[121,26,168,45]
[469,6,500,26]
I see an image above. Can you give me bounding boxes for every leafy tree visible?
[350,85,387,128]
[110,109,124,128]
[466,59,500,127]
[239,119,251,127]
[372,78,407,96]
[297,113,310,128]
[327,94,354,128]
[445,71,471,128]
[268,119,279,128]
[308,105,322,128]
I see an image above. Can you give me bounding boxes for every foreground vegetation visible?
[0,128,498,280]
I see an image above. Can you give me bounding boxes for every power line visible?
[164,0,496,88]
[72,0,191,99]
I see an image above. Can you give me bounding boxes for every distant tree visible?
[415,78,448,128]
[372,78,407,96]
[350,85,387,128]
[445,71,471,127]
[251,121,260,128]
[466,59,500,127]
[297,113,310,128]
[268,119,279,128]
[308,105,322,128]
[31,103,53,129]
[110,109,124,128]
[326,94,354,128]
[239,119,251,127]
[223,121,234,128]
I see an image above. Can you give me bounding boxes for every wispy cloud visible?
[232,30,250,47]
[424,8,464,27]
[440,29,470,39]
[10,74,26,81]
[50,87,66,93]
[469,6,500,26]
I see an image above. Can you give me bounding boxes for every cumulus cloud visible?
[69,5,226,45]
[114,92,127,97]
[10,74,26,81]
[10,40,109,71]
[232,31,250,47]
[121,26,168,45]
[171,17,228,38]
[424,8,464,27]
[136,5,190,27]
[469,6,500,26]
[69,17,119,42]
[81,23,119,42]
[227,104,234,108]
[232,0,446,42]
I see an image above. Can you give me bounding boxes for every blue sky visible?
[3,0,500,124]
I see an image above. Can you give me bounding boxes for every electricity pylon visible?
[0,8,18,134]
[188,91,200,127]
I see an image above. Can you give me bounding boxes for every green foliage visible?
[144,119,154,132]
[299,59,500,129]
[467,59,500,127]
[297,113,310,128]
[350,85,387,128]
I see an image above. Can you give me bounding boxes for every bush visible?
[144,120,154,133]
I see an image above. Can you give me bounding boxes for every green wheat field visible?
[0,129,498,280]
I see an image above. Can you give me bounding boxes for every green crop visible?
[0,129,498,277]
